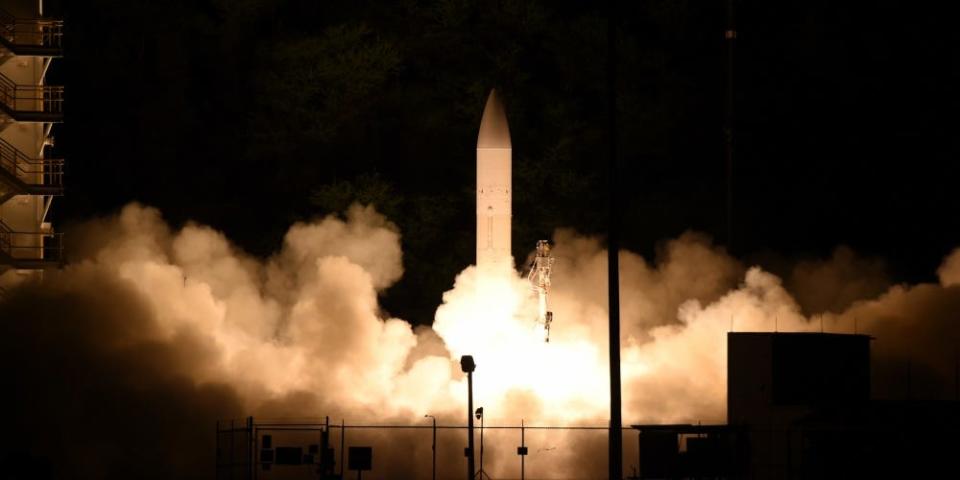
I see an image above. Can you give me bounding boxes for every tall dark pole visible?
[467,371,475,480]
[247,416,254,480]
[479,412,484,476]
[606,0,623,479]
[724,0,737,248]
[520,420,525,480]
[425,415,436,480]
[461,355,476,480]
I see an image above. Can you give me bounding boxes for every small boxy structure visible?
[630,424,746,479]
[348,446,372,478]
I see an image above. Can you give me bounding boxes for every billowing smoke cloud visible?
[1,203,959,478]
[787,245,890,315]
[0,204,457,479]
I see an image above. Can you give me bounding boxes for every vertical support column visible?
[247,416,254,480]
[215,420,220,480]
[467,370,475,480]
[606,0,623,478]
[520,419,526,480]
[229,419,234,480]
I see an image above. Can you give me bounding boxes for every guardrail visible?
[0,219,62,264]
[0,8,62,49]
[0,138,63,189]
[0,72,63,116]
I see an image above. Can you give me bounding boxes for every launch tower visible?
[528,240,555,341]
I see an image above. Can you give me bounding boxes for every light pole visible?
[424,415,436,480]
[475,407,485,478]
[460,355,476,480]
[520,419,526,480]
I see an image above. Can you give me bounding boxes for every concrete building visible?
[0,0,63,283]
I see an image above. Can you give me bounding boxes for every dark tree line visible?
[50,0,958,323]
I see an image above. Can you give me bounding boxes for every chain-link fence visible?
[216,417,656,480]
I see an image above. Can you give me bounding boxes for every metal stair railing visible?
[0,218,11,256]
[0,72,63,115]
[0,8,63,49]
[0,137,63,190]
[0,218,62,264]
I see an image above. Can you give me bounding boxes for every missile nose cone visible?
[477,89,511,149]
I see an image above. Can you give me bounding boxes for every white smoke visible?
[2,202,958,478]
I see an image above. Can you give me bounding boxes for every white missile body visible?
[476,90,512,275]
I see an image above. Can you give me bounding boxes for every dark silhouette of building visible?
[630,424,747,479]
[633,332,960,479]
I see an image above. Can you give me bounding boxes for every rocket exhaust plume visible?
[4,95,960,479]
[4,202,960,478]
[476,89,512,277]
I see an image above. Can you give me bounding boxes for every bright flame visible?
[433,265,609,422]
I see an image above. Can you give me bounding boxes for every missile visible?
[476,89,512,275]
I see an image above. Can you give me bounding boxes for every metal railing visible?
[0,218,62,264]
[0,72,63,115]
[0,8,63,49]
[0,138,63,189]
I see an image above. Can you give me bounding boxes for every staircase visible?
[0,6,63,272]
[0,217,61,269]
[0,8,62,57]
[0,71,63,122]
[0,137,62,204]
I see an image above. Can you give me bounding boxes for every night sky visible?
[6,2,960,479]
[50,0,957,324]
